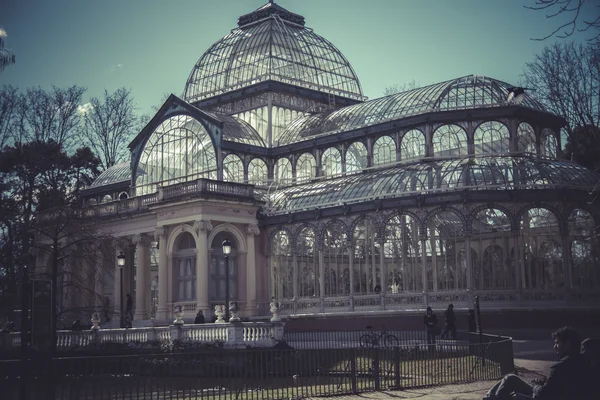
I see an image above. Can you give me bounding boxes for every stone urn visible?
[270,299,281,322]
[229,301,240,322]
[173,305,184,325]
[214,304,225,324]
[91,312,101,331]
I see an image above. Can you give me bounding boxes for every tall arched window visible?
[210,232,237,303]
[540,129,558,158]
[521,208,563,289]
[322,147,342,177]
[223,154,244,183]
[135,115,216,196]
[297,227,317,297]
[518,122,536,154]
[400,129,425,161]
[346,142,367,174]
[374,135,396,165]
[248,158,268,186]
[426,211,466,291]
[569,209,600,289]
[272,230,293,299]
[274,157,293,186]
[471,208,513,290]
[474,121,510,155]
[323,221,350,296]
[384,214,422,292]
[432,124,468,157]
[175,232,196,302]
[353,218,380,293]
[296,153,316,183]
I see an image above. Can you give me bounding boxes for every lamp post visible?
[222,239,232,322]
[117,252,126,328]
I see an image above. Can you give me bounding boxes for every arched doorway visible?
[210,232,239,306]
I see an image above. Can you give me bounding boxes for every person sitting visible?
[194,310,205,324]
[483,326,590,400]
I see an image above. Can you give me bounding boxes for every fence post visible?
[394,346,401,389]
[373,349,381,391]
[351,348,358,394]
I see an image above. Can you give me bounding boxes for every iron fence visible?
[2,337,513,400]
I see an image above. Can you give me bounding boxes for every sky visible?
[0,0,595,117]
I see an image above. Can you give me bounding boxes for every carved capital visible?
[246,224,260,236]
[154,226,166,241]
[132,233,151,246]
[193,220,213,234]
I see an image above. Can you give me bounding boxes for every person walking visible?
[441,303,457,340]
[423,306,438,349]
[194,310,205,324]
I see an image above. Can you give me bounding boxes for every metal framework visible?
[183,2,364,103]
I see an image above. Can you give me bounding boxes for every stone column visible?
[155,227,168,321]
[194,221,212,314]
[133,234,150,320]
[246,224,260,314]
[94,250,105,309]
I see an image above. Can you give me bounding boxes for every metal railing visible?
[1,337,513,400]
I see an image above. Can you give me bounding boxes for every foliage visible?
[564,125,600,171]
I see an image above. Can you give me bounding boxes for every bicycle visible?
[359,324,399,348]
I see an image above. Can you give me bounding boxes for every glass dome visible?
[90,162,131,187]
[276,75,547,145]
[183,2,364,103]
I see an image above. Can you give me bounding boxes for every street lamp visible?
[222,239,232,322]
[117,252,126,328]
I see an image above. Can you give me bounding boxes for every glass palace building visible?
[60,2,600,322]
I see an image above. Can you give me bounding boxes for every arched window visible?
[274,157,293,186]
[426,211,466,291]
[101,194,112,203]
[521,208,563,289]
[296,153,316,184]
[346,142,367,174]
[353,218,380,294]
[297,227,317,297]
[384,214,422,292]
[471,208,513,290]
[272,230,293,299]
[135,115,216,196]
[175,232,196,302]
[540,129,558,158]
[400,130,425,161]
[210,232,237,303]
[432,124,468,157]
[223,154,244,183]
[569,209,600,289]
[248,158,268,186]
[374,135,396,166]
[323,221,350,296]
[474,121,510,155]
[518,122,536,154]
[322,147,342,177]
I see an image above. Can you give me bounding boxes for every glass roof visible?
[90,162,131,187]
[183,2,364,103]
[263,156,598,215]
[276,75,547,146]
[220,115,266,146]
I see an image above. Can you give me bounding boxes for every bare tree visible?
[526,0,600,42]
[0,85,21,148]
[20,86,86,149]
[383,79,418,96]
[522,41,599,142]
[79,88,139,170]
